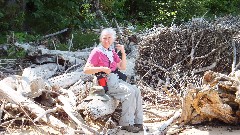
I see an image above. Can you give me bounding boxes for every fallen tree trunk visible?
[22,63,61,81]
[47,71,91,88]
[1,75,49,98]
[78,96,119,120]
[14,42,89,64]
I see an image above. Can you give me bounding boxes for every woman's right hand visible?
[101,67,111,74]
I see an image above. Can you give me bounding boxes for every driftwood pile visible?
[1,15,240,134]
[135,15,240,133]
[0,46,102,134]
[136,15,240,91]
[0,28,139,134]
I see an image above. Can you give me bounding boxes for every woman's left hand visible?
[115,43,125,53]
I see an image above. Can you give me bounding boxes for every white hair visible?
[100,28,116,41]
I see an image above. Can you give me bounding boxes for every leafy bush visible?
[7,46,26,59]
[14,32,39,43]
[72,30,98,50]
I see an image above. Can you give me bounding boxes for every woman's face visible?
[101,33,114,48]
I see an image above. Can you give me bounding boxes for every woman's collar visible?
[98,44,114,51]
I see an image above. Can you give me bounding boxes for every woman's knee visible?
[130,85,141,94]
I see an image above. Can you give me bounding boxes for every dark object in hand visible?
[112,69,127,81]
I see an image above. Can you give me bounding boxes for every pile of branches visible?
[136,15,240,91]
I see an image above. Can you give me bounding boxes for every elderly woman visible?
[83,28,143,133]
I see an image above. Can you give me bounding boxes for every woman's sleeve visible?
[87,48,99,66]
[113,51,121,63]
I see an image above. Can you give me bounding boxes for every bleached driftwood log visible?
[1,75,50,98]
[1,75,18,90]
[47,71,91,88]
[22,63,62,81]
[78,97,119,120]
[14,42,89,64]
[0,81,74,133]
[16,77,47,98]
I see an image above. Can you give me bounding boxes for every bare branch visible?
[42,28,68,39]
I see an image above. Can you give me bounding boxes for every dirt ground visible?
[116,103,240,135]
[0,85,239,135]
[117,125,240,135]
[1,107,240,135]
[2,123,240,135]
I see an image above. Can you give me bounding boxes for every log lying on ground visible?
[152,110,182,135]
[22,63,62,81]
[0,81,74,134]
[47,71,91,88]
[78,97,119,120]
[14,42,90,64]
[1,75,50,98]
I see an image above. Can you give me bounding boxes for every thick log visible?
[1,75,48,98]
[16,77,47,98]
[0,81,74,133]
[179,89,197,124]
[78,97,119,120]
[22,63,61,81]
[193,90,237,123]
[14,42,89,64]
[47,71,90,88]
[1,75,19,90]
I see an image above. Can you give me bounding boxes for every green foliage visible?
[173,0,208,25]
[0,35,6,44]
[25,0,96,34]
[7,46,26,59]
[47,43,69,51]
[14,32,39,43]
[72,30,98,50]
[0,0,25,33]
[202,0,240,17]
[100,0,127,21]
[122,0,240,28]
[122,0,178,27]
[80,3,97,28]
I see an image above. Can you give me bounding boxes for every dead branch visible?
[42,28,69,39]
[33,106,59,122]
[0,100,5,124]
[58,95,100,135]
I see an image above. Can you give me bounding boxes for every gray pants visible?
[107,73,143,126]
